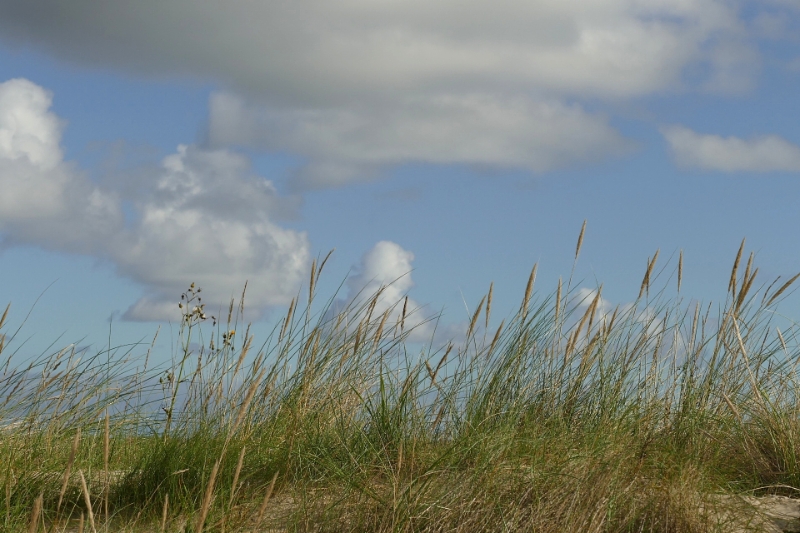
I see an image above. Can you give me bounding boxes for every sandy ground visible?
[704,494,800,533]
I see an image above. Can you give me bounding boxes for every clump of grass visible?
[2,232,800,532]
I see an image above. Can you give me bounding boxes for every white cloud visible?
[0,78,311,322]
[662,125,800,172]
[346,241,416,308]
[209,92,632,188]
[0,0,758,186]
[0,78,62,169]
[0,0,746,101]
[330,241,451,343]
[113,145,311,322]
[0,78,122,252]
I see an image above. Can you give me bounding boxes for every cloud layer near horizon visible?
[663,125,800,173]
[0,0,769,186]
[0,78,311,321]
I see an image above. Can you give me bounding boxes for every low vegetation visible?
[2,229,800,532]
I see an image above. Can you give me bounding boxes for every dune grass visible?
[2,234,800,532]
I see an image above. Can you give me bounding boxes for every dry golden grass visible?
[2,228,800,531]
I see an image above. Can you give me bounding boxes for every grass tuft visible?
[1,240,800,531]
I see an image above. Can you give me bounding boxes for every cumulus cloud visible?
[662,125,800,172]
[0,0,758,186]
[345,241,416,308]
[0,78,311,322]
[330,241,455,344]
[0,78,122,252]
[338,241,423,332]
[113,145,311,321]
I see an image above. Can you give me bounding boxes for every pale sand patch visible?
[703,494,800,533]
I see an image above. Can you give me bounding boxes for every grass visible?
[2,233,800,532]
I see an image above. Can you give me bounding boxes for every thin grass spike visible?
[575,220,586,260]
[488,320,505,356]
[57,428,81,513]
[467,296,486,339]
[638,250,659,300]
[730,238,746,296]
[309,258,317,304]
[485,282,493,329]
[318,248,335,275]
[0,304,8,330]
[195,459,221,533]
[255,472,279,528]
[160,494,169,533]
[79,471,97,533]
[400,296,408,333]
[28,493,42,533]
[554,277,562,326]
[229,446,247,510]
[766,272,800,307]
[521,263,538,315]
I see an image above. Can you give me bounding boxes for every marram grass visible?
[2,238,800,532]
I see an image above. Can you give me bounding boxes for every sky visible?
[0,0,799,365]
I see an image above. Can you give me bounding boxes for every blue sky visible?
[0,1,799,364]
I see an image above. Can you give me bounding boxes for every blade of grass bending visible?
[160,494,169,533]
[238,280,248,320]
[425,360,435,382]
[195,458,221,533]
[318,248,335,275]
[255,472,279,528]
[103,410,109,526]
[766,272,800,308]
[400,296,408,333]
[0,303,8,330]
[0,303,8,355]
[229,368,265,438]
[735,266,758,313]
[733,318,766,407]
[485,282,493,329]
[279,297,295,343]
[434,344,452,377]
[575,220,586,260]
[488,320,504,357]
[521,264,537,315]
[577,289,602,341]
[743,252,753,291]
[638,251,659,300]
[466,296,485,340]
[28,493,42,533]
[228,446,247,510]
[372,310,389,354]
[309,258,317,306]
[722,392,742,422]
[730,239,745,297]
[57,428,81,513]
[78,471,97,533]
